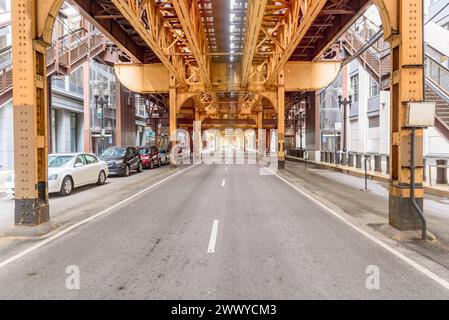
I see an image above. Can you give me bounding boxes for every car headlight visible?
[115,159,124,164]
[48,174,58,181]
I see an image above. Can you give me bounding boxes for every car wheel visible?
[124,165,130,177]
[137,162,143,173]
[60,176,73,196]
[97,170,107,185]
[150,160,154,169]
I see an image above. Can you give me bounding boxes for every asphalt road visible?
[0,163,449,299]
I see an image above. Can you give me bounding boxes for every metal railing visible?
[342,30,382,81]
[0,29,107,97]
[425,54,449,96]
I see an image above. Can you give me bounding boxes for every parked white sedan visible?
[4,153,109,196]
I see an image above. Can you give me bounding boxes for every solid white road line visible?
[221,179,226,187]
[258,163,449,291]
[0,165,197,271]
[207,220,219,254]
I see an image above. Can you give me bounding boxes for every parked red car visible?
[137,146,161,169]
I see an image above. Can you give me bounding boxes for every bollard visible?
[364,156,368,191]
[304,151,308,170]
[348,152,355,167]
[341,152,348,166]
[356,153,362,169]
[436,159,448,184]
[374,154,382,172]
[386,155,390,174]
[365,154,371,171]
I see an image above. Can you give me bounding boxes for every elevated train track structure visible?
[11,0,426,233]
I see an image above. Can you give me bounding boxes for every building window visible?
[0,0,8,12]
[369,76,380,97]
[350,74,359,102]
[368,115,380,128]
[70,112,77,152]
[51,109,56,153]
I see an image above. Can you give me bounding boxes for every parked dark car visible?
[138,146,161,169]
[100,146,142,177]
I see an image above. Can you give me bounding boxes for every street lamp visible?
[337,88,352,164]
[93,84,109,154]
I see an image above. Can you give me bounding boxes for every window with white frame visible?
[369,76,380,97]
[350,74,359,102]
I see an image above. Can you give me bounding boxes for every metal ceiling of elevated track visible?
[69,0,372,117]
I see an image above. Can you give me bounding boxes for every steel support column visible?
[388,0,425,231]
[277,69,285,169]
[193,110,201,164]
[12,0,49,225]
[169,74,177,167]
[257,111,263,159]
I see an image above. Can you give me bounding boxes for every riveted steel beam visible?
[388,0,426,231]
[71,0,145,63]
[171,0,210,86]
[12,0,50,226]
[265,0,328,87]
[171,0,218,111]
[111,0,187,85]
[242,0,268,88]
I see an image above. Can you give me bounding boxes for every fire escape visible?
[340,15,449,141]
[0,18,111,106]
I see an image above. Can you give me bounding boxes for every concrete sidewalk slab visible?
[281,159,449,269]
[287,155,449,198]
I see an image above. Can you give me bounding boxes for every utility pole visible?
[93,84,109,155]
[338,92,352,164]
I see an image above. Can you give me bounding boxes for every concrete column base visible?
[14,198,49,226]
[389,194,424,231]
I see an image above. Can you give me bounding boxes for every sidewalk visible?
[287,155,449,198]
[282,159,449,269]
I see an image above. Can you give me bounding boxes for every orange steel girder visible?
[11,0,56,225]
[386,0,426,231]
[110,0,188,85]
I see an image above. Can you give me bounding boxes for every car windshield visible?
[48,155,74,168]
[101,148,126,158]
[138,148,148,155]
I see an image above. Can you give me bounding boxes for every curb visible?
[286,155,449,198]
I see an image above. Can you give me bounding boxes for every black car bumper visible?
[107,164,126,176]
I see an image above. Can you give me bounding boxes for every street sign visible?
[406,102,436,127]
[146,130,155,138]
